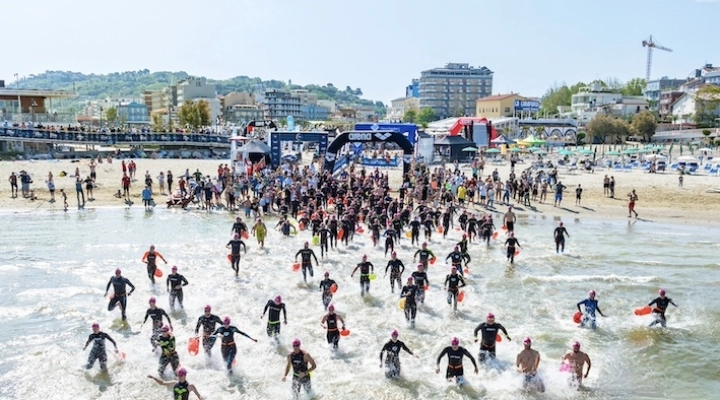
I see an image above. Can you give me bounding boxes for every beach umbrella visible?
[534,149,548,155]
[577,149,593,155]
[462,147,478,152]
[528,146,542,152]
[622,148,638,154]
[558,149,575,156]
[517,134,546,146]
[637,148,652,153]
[697,147,712,152]
[606,151,621,156]
[509,147,523,153]
[485,148,501,153]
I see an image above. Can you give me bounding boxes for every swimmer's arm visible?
[181,276,188,286]
[125,279,136,295]
[584,355,591,377]
[147,375,175,387]
[103,333,118,349]
[188,384,203,400]
[535,353,541,370]
[305,353,317,373]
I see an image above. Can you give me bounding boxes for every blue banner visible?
[268,131,329,169]
[354,123,417,145]
[360,156,400,167]
[513,100,540,112]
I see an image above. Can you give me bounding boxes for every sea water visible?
[0,208,718,400]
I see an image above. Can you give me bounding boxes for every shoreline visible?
[1,157,719,228]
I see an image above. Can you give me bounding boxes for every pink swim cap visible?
[292,339,301,347]
[659,289,666,296]
[407,277,414,282]
[91,322,99,329]
[204,305,211,312]
[149,297,156,303]
[161,325,170,332]
[523,337,532,345]
[172,266,177,271]
[589,290,596,297]
[487,313,495,319]
[177,368,187,376]
[223,317,231,325]
[328,304,335,311]
[274,296,282,304]
[115,269,121,275]
[391,330,399,338]
[324,271,329,276]
[572,341,581,349]
[451,337,460,346]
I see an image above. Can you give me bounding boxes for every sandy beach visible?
[1,153,719,227]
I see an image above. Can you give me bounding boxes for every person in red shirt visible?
[122,173,131,200]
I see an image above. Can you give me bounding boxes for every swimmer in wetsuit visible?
[504,233,522,263]
[318,272,337,310]
[413,242,435,269]
[320,305,346,350]
[473,313,511,363]
[576,290,606,329]
[400,277,419,326]
[142,245,168,284]
[648,288,678,328]
[380,330,418,378]
[194,305,223,356]
[142,297,173,351]
[148,367,204,400]
[295,242,319,284]
[213,317,258,374]
[384,252,405,293]
[351,255,374,297]
[262,296,287,339]
[157,326,180,376]
[282,339,317,400]
[554,222,570,253]
[436,337,478,385]
[444,267,467,311]
[226,234,247,276]
[411,264,429,304]
[104,268,136,321]
[317,224,331,258]
[445,246,470,276]
[382,226,399,256]
[83,322,118,372]
[166,266,189,310]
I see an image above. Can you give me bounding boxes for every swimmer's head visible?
[223,317,231,325]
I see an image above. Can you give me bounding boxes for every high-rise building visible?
[418,63,493,119]
[405,79,419,98]
[262,89,303,120]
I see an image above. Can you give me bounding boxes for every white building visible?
[387,96,420,121]
[670,94,696,125]
[571,83,623,114]
[317,100,337,114]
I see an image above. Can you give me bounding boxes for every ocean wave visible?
[521,274,660,283]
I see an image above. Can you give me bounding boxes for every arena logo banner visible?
[269,131,329,169]
[324,130,413,175]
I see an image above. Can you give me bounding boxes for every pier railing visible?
[0,128,231,147]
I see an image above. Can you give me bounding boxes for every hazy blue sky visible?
[2,0,718,103]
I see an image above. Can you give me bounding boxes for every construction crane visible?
[642,35,673,82]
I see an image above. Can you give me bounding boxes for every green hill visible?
[15,70,386,114]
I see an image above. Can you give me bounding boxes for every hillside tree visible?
[177,100,211,129]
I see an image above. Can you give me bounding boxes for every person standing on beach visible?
[603,175,610,197]
[166,170,174,194]
[554,181,567,207]
[609,176,615,198]
[60,189,68,211]
[554,222,570,253]
[47,177,56,203]
[627,189,638,218]
[142,245,168,284]
[105,268,136,321]
[562,341,591,387]
[142,185,153,211]
[75,176,85,207]
[8,172,18,198]
[122,173,131,200]
[148,368,204,400]
[575,184,583,206]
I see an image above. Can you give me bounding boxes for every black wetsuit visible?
[213,325,253,371]
[445,273,466,309]
[325,313,341,349]
[295,248,318,283]
[166,273,188,310]
[411,271,429,304]
[385,259,405,293]
[446,251,470,275]
[319,278,337,309]
[290,350,312,394]
[354,261,374,296]
[263,300,287,337]
[383,228,398,256]
[106,275,135,320]
[380,339,414,378]
[317,227,330,257]
[649,296,677,327]
[473,322,509,362]
[85,331,117,371]
[143,307,171,347]
[505,237,521,263]
[414,248,435,268]
[195,314,223,354]
[227,238,247,273]
[157,334,180,375]
[437,346,477,380]
[400,284,418,323]
[173,381,190,400]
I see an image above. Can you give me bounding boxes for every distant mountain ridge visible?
[14,70,385,113]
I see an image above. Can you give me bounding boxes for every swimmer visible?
[411,264,429,304]
[157,326,180,377]
[166,266,188,311]
[445,246,470,276]
[516,337,545,392]
[379,330,418,378]
[436,337,478,385]
[384,252,405,293]
[577,290,606,329]
[226,234,247,276]
[83,323,118,372]
[648,288,678,328]
[413,242,435,269]
[251,218,267,249]
[141,245,168,284]
[350,255,374,297]
[473,313,511,363]
[554,222,570,253]
[282,339,317,400]
[148,367,204,400]
[318,272,337,310]
[400,277,419,326]
[504,233,522,264]
[104,268,136,321]
[320,305,346,350]
[141,297,173,351]
[561,341,591,386]
[194,305,223,356]
[261,295,287,339]
[444,266,467,311]
[212,317,258,374]
[295,242,319,284]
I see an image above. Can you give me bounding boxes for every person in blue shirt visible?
[577,290,606,329]
[142,185,153,211]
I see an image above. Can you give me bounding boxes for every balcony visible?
[1,112,78,124]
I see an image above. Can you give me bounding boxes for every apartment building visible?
[418,63,493,119]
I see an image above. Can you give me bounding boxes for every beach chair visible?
[670,163,678,170]
[614,164,622,172]
[704,163,712,172]
[688,166,698,174]
[624,165,632,172]
[709,165,718,176]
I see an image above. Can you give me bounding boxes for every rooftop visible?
[476,93,522,102]
[0,87,77,98]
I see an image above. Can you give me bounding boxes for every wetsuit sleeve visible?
[399,261,405,273]
[436,347,449,365]
[233,327,253,340]
[385,261,392,274]
[368,262,374,271]
[241,242,246,252]
[181,276,188,286]
[282,304,287,321]
[295,250,302,258]
[428,250,435,258]
[463,253,471,263]
[195,318,202,334]
[125,278,136,294]
[103,332,118,348]
[413,250,420,258]
[459,276,467,287]
[648,298,658,307]
[516,239,522,247]
[473,324,483,338]
[498,324,509,336]
[311,250,318,264]
[143,310,150,323]
[212,327,221,335]
[157,252,167,262]
[262,301,270,316]
[444,275,450,286]
[105,278,112,293]
[445,253,452,261]
[401,342,414,356]
[226,241,231,247]
[463,348,478,369]
[85,334,93,348]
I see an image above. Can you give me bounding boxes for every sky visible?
[2,0,719,103]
